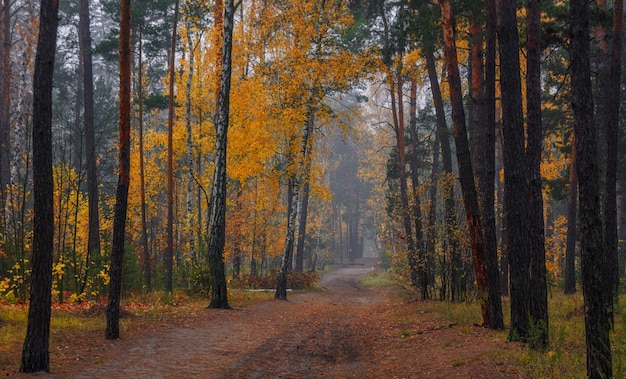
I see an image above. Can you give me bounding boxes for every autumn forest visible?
[1,0,625,377]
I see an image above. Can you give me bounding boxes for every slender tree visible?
[166,0,180,294]
[207,0,235,309]
[105,0,132,339]
[497,0,531,342]
[20,0,59,371]
[79,0,101,289]
[564,135,577,294]
[569,0,612,376]
[439,0,497,327]
[526,0,548,348]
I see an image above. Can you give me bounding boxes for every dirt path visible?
[41,260,522,378]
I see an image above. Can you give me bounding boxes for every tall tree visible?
[20,0,59,371]
[166,0,180,294]
[207,0,235,309]
[470,2,503,329]
[105,0,132,339]
[497,0,530,342]
[439,0,498,328]
[526,0,548,348]
[0,0,10,203]
[569,0,612,376]
[79,0,101,290]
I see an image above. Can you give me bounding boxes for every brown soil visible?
[9,259,526,378]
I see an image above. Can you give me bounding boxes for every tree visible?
[563,136,577,294]
[207,0,235,309]
[79,0,102,291]
[526,0,548,348]
[20,0,59,371]
[497,0,530,342]
[105,0,132,339]
[438,0,498,328]
[166,0,180,294]
[569,0,612,376]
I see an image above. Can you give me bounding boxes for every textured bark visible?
[20,0,58,370]
[564,137,577,294]
[439,0,490,324]
[569,0,612,376]
[295,114,315,272]
[0,0,10,200]
[207,0,234,309]
[79,0,101,290]
[105,0,131,339]
[138,28,151,292]
[497,0,530,342]
[424,44,460,301]
[526,0,548,348]
[166,0,180,293]
[408,77,428,299]
[471,6,503,329]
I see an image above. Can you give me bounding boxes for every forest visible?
[0,0,624,377]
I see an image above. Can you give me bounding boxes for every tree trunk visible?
[79,0,101,289]
[439,0,491,325]
[0,0,11,229]
[569,0,612,376]
[564,137,577,294]
[20,0,58,370]
[295,114,315,271]
[165,0,179,293]
[497,0,531,342]
[207,0,234,309]
[105,0,131,339]
[424,43,459,301]
[185,29,197,265]
[138,27,151,292]
[276,113,314,300]
[408,77,428,299]
[471,5,503,329]
[526,0,548,348]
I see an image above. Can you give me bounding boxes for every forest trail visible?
[41,259,521,378]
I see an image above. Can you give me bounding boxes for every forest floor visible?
[6,259,528,378]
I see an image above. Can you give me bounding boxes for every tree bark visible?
[471,5,503,329]
[138,27,151,292]
[105,0,131,339]
[79,0,101,290]
[439,0,491,326]
[166,0,180,293]
[564,135,577,294]
[496,0,531,342]
[526,0,548,348]
[569,0,612,376]
[20,0,58,370]
[0,0,10,214]
[207,0,235,309]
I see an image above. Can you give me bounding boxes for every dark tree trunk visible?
[207,0,234,309]
[137,27,151,292]
[408,77,427,298]
[20,0,58,370]
[496,130,509,296]
[79,0,101,290]
[497,0,531,343]
[569,0,612,376]
[564,135,577,294]
[105,0,132,339]
[439,0,492,326]
[295,114,315,272]
[0,0,10,209]
[471,5,504,329]
[424,43,459,301]
[526,0,548,348]
[166,0,179,293]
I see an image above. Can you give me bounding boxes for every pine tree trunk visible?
[439,0,490,324]
[105,0,131,339]
[79,0,101,289]
[20,0,58,370]
[165,0,179,293]
[497,0,531,342]
[207,0,234,309]
[526,0,548,348]
[569,0,613,376]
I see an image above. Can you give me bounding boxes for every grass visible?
[359,268,395,287]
